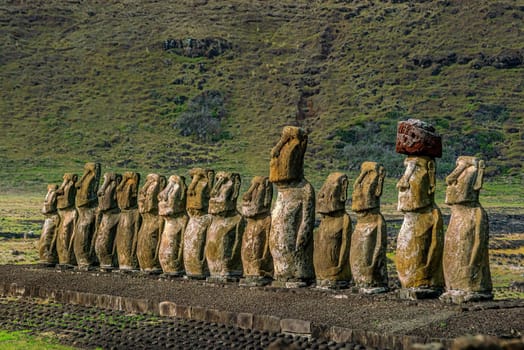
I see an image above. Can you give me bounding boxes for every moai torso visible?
[115,172,141,270]
[183,168,214,278]
[39,184,59,265]
[269,126,315,286]
[136,173,166,272]
[94,172,121,270]
[350,162,388,293]
[314,172,352,289]
[206,172,245,281]
[240,176,273,284]
[73,162,101,269]
[158,175,188,276]
[442,156,492,302]
[55,173,78,266]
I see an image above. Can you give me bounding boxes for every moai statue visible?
[269,126,315,288]
[115,172,141,271]
[38,184,60,266]
[73,162,101,270]
[395,119,444,299]
[314,172,352,289]
[240,176,273,286]
[206,172,245,282]
[183,168,214,279]
[94,172,122,271]
[441,156,493,303]
[55,173,78,267]
[158,175,189,276]
[136,173,166,273]
[350,162,388,294]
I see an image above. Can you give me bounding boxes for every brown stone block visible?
[253,314,281,333]
[159,301,177,317]
[204,308,221,323]
[237,312,254,329]
[190,306,206,321]
[330,326,353,343]
[174,304,191,319]
[280,318,311,334]
[396,119,442,158]
[217,311,237,327]
[122,297,151,314]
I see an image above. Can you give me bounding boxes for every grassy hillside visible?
[1,0,523,193]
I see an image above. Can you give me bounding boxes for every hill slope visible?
[1,0,523,191]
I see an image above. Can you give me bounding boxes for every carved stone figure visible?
[136,173,166,273]
[269,126,315,287]
[313,173,352,289]
[158,175,188,276]
[73,162,101,270]
[350,162,388,294]
[396,156,444,298]
[55,173,78,267]
[183,168,214,279]
[38,184,59,266]
[115,172,141,271]
[205,172,245,282]
[240,176,273,286]
[94,172,121,271]
[441,156,493,303]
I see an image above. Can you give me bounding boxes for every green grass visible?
[0,330,76,350]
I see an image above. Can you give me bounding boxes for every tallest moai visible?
[395,119,444,299]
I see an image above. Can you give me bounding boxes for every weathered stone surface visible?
[314,172,352,288]
[442,156,492,303]
[94,172,122,270]
[236,312,253,329]
[206,172,244,280]
[396,156,444,294]
[115,172,141,270]
[451,335,501,350]
[136,173,166,272]
[253,314,281,333]
[73,162,101,269]
[184,168,214,278]
[350,162,388,291]
[396,119,442,158]
[158,175,188,276]
[269,126,315,285]
[39,184,59,265]
[56,173,78,266]
[280,318,311,334]
[241,176,273,281]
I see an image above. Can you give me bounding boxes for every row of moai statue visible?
[39,120,492,303]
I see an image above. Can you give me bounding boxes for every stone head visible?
[209,172,241,215]
[138,173,167,214]
[42,184,59,215]
[445,156,485,205]
[116,172,141,210]
[317,172,348,215]
[269,126,308,183]
[75,162,101,207]
[241,176,273,218]
[158,175,187,216]
[98,172,122,212]
[397,156,436,212]
[186,168,215,212]
[352,162,385,212]
[56,173,78,210]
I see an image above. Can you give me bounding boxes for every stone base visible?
[440,290,494,304]
[315,280,349,290]
[398,287,442,300]
[359,286,388,295]
[75,265,97,272]
[115,268,139,274]
[206,275,241,284]
[56,264,75,271]
[271,280,311,289]
[184,274,207,280]
[239,276,272,287]
[139,269,162,276]
[161,272,185,279]
[38,262,56,268]
[99,265,116,273]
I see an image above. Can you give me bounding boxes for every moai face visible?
[209,172,241,215]
[397,156,436,212]
[317,172,348,214]
[42,184,59,215]
[352,162,385,212]
[56,173,78,210]
[158,175,187,216]
[116,172,140,210]
[98,172,122,211]
[242,176,273,218]
[186,168,215,212]
[445,156,485,205]
[138,173,166,214]
[75,162,101,207]
[269,126,308,183]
